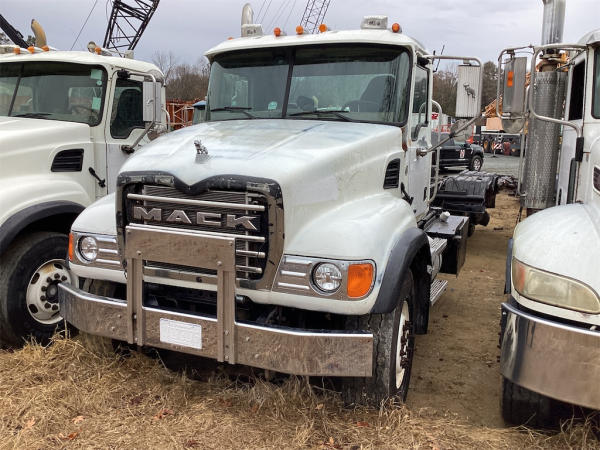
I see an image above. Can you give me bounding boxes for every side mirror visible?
[455,64,482,118]
[501,57,527,115]
[143,81,162,123]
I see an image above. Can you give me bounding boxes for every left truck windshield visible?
[0,62,107,126]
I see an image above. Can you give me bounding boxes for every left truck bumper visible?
[59,224,373,377]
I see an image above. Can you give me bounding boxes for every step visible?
[430,278,448,306]
[429,237,447,258]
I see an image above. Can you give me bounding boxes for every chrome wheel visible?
[25,259,70,325]
[395,300,411,389]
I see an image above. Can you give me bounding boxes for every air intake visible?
[383,159,400,189]
[51,149,84,172]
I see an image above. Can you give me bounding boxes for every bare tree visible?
[166,58,210,101]
[433,66,458,117]
[152,51,179,84]
[0,32,10,45]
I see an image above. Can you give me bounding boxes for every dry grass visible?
[0,337,597,450]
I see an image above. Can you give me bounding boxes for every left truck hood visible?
[0,116,91,176]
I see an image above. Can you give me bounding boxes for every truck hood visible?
[0,116,90,176]
[124,119,399,184]
[512,203,600,296]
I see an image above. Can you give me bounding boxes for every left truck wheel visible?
[0,232,71,347]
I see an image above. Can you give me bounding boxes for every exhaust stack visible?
[31,19,47,48]
[541,0,565,45]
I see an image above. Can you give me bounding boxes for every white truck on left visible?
[0,43,166,346]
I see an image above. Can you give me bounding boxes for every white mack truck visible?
[498,0,600,425]
[0,28,167,346]
[57,10,490,405]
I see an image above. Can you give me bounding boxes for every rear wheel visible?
[0,232,70,347]
[341,271,416,407]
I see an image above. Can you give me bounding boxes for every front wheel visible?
[470,155,483,171]
[341,271,416,407]
[0,232,71,347]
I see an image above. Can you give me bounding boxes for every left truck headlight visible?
[512,257,600,314]
[78,236,99,262]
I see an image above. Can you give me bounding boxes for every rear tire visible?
[341,271,416,407]
[0,232,70,347]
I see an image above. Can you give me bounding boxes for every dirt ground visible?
[408,192,517,428]
[0,193,598,449]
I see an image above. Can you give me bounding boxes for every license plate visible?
[159,318,202,349]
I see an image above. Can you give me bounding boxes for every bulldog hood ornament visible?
[194,139,208,155]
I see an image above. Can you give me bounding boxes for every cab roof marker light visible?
[392,23,401,33]
[361,15,388,30]
[318,23,328,33]
[296,25,304,35]
[273,27,283,37]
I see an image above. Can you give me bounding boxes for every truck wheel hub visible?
[395,300,411,389]
[26,259,71,325]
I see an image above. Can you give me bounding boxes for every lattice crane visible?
[299,0,331,34]
[103,0,160,54]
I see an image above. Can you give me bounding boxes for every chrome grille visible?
[126,185,268,280]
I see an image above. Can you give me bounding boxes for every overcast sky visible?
[2,0,598,67]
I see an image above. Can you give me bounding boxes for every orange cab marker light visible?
[392,23,400,33]
[274,27,282,37]
[27,46,35,53]
[318,23,327,33]
[296,25,304,35]
[347,263,374,298]
[94,46,102,54]
[507,71,514,87]
[68,233,75,261]
[13,47,21,54]
[42,45,49,52]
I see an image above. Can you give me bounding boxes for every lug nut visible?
[54,273,60,279]
[41,286,47,292]
[52,305,58,311]
[44,303,51,309]
[61,276,67,281]
[40,295,46,301]
[46,277,52,283]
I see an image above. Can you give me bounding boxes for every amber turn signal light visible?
[347,263,374,298]
[68,233,74,261]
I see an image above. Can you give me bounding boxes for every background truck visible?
[58,8,493,406]
[0,22,167,347]
[498,0,600,425]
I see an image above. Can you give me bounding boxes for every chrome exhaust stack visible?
[541,0,565,46]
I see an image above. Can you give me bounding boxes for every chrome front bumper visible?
[59,224,373,377]
[500,302,600,410]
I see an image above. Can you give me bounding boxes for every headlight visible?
[312,263,342,293]
[78,236,99,262]
[512,257,600,314]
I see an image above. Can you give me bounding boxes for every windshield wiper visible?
[288,110,355,122]
[210,106,257,119]
[12,112,51,118]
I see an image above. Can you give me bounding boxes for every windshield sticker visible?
[90,69,103,80]
[91,97,101,110]
[268,101,278,111]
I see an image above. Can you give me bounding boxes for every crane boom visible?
[0,14,28,48]
[103,0,159,53]
[299,0,331,34]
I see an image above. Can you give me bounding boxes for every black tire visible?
[467,222,476,237]
[341,271,416,407]
[470,155,483,171]
[0,232,69,347]
[501,378,567,427]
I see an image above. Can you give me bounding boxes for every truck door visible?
[104,76,146,193]
[407,65,432,218]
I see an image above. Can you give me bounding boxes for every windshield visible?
[207,45,411,125]
[0,62,107,126]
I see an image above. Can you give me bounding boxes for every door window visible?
[110,78,144,138]
[568,61,585,121]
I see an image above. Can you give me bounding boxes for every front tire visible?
[341,271,416,407]
[0,232,71,347]
[501,378,564,427]
[470,155,483,171]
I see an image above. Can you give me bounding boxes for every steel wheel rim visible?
[395,300,410,389]
[25,259,70,325]
[473,158,481,171]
